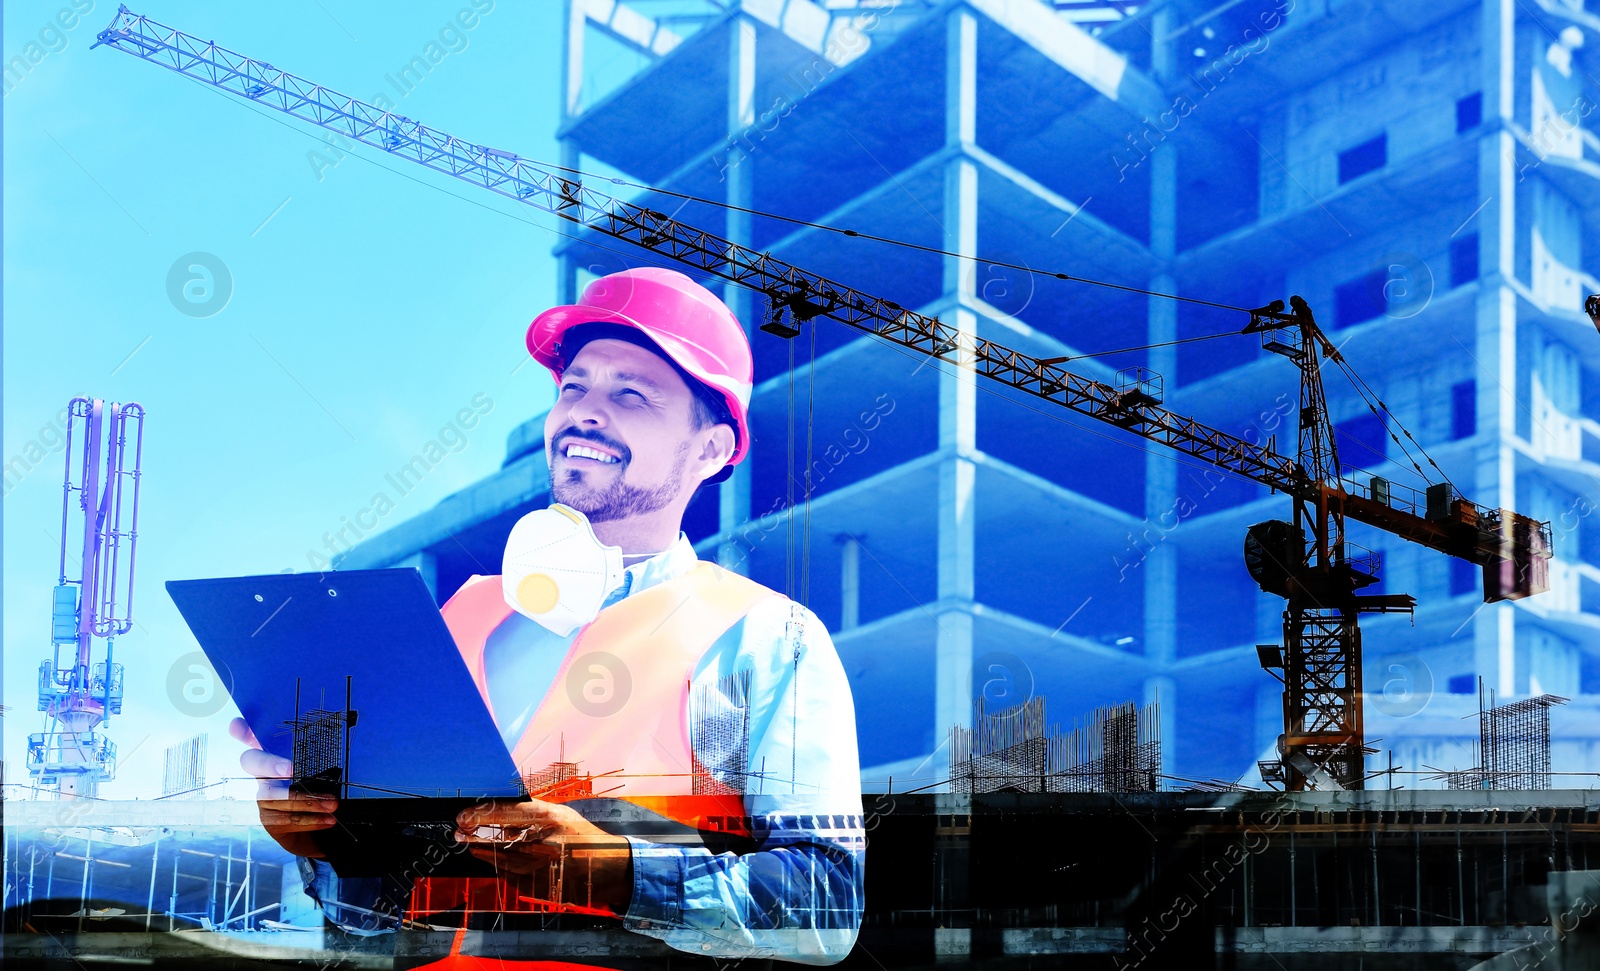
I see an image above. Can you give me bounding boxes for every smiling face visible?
[544,337,733,531]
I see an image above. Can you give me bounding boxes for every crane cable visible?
[529,165,1451,493]
[863,332,1272,489]
[1328,353,1459,495]
[174,70,1448,502]
[803,322,817,608]
[173,70,1278,361]
[1329,356,1430,485]
[787,340,796,601]
[1343,359,1459,492]
[539,159,1272,318]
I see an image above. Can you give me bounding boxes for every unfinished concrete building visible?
[9,1,1600,966]
[341,0,1600,788]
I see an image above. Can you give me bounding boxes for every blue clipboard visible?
[167,569,524,800]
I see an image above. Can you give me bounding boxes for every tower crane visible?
[30,397,144,798]
[93,6,1552,791]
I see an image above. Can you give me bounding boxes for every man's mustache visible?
[553,428,630,463]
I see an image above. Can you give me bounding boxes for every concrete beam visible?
[578,0,684,60]
[965,0,1168,121]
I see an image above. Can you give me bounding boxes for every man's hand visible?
[229,717,337,859]
[455,799,633,914]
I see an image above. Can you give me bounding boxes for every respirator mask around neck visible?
[501,504,626,637]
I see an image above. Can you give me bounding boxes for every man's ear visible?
[694,423,736,482]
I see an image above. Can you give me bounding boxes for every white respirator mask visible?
[501,503,626,637]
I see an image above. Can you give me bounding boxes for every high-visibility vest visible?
[410,560,780,968]
[442,560,777,804]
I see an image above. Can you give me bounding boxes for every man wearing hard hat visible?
[237,268,865,965]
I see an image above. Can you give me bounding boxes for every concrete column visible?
[1149,7,1176,81]
[934,335,978,744]
[945,10,976,148]
[556,140,581,305]
[1144,134,1178,670]
[562,0,585,122]
[839,535,860,631]
[935,9,979,749]
[1475,0,1518,694]
[1140,11,1181,769]
[719,17,758,576]
[1144,135,1179,768]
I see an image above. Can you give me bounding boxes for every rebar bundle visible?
[1444,692,1568,790]
[1481,694,1567,790]
[951,697,1161,793]
[286,708,346,785]
[521,761,592,801]
[160,733,206,796]
[690,670,752,795]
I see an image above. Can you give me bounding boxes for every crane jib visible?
[92,6,1552,599]
[89,8,1307,488]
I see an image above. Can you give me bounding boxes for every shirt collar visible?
[603,532,698,608]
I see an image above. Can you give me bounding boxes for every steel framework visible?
[689,670,753,796]
[287,709,346,787]
[951,697,1160,793]
[160,733,207,797]
[1481,695,1567,789]
[1440,691,1568,790]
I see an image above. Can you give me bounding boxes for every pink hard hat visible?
[526,267,753,475]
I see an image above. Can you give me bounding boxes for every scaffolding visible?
[951,697,1161,794]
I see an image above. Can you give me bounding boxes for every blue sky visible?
[3,0,592,797]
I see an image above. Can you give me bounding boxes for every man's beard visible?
[550,440,690,523]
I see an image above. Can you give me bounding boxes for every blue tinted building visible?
[342,0,1600,789]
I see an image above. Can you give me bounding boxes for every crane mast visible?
[93,7,1552,791]
[1242,300,1419,788]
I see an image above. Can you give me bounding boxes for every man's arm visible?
[623,599,866,964]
